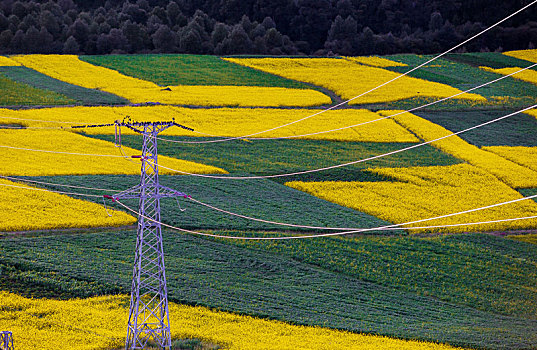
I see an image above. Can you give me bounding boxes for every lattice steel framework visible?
[0,331,13,350]
[104,121,192,350]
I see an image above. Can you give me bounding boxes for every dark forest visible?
[0,0,536,56]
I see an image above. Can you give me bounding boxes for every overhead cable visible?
[156,63,537,144]
[3,177,537,240]
[151,0,537,145]
[115,200,537,240]
[0,2,532,135]
[151,105,537,180]
[2,105,536,181]
[187,193,537,231]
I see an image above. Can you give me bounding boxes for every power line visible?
[2,105,535,181]
[0,1,534,137]
[115,200,537,240]
[3,171,537,238]
[156,63,537,144]
[150,105,537,179]
[4,175,536,234]
[384,215,537,231]
[187,193,537,231]
[150,0,537,145]
[248,63,537,141]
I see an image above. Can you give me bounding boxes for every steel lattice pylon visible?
[104,121,192,350]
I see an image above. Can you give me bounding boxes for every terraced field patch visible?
[414,110,537,147]
[0,178,134,231]
[0,56,21,66]
[444,51,535,69]
[0,72,74,106]
[81,54,310,88]
[223,232,537,318]
[12,55,330,107]
[0,129,225,176]
[224,57,485,105]
[287,164,537,233]
[504,49,537,63]
[390,110,537,188]
[0,66,128,105]
[344,56,407,67]
[482,146,537,172]
[385,54,537,107]
[481,66,537,85]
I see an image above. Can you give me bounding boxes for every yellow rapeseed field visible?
[345,56,407,67]
[0,291,463,350]
[0,56,21,66]
[385,110,537,188]
[526,109,537,124]
[480,66,537,85]
[482,146,537,172]
[509,233,537,244]
[0,179,135,231]
[0,129,226,176]
[503,49,537,63]
[286,164,537,233]
[11,55,330,107]
[0,106,419,142]
[223,57,485,104]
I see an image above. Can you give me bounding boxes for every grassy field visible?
[0,72,74,106]
[0,66,128,105]
[0,230,536,350]
[221,232,537,318]
[385,54,537,107]
[81,54,311,88]
[445,52,536,69]
[414,110,537,147]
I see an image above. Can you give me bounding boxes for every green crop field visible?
[385,54,537,108]
[445,52,536,69]
[415,110,537,147]
[0,67,129,105]
[0,72,75,106]
[222,232,537,318]
[81,54,310,88]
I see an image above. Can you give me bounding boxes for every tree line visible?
[0,0,536,56]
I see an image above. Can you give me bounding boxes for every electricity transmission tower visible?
[97,119,192,349]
